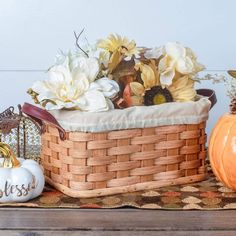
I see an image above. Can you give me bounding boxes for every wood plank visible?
[0,208,236,232]
[1,230,236,236]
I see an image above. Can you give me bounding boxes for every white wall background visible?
[0,0,235,136]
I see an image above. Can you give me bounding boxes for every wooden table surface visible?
[1,208,236,235]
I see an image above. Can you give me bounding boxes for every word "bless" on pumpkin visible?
[0,179,37,198]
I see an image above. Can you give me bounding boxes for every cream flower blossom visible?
[31,53,119,112]
[158,42,205,87]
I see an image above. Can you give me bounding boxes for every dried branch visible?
[74,29,89,58]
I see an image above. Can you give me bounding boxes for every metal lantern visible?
[0,105,41,162]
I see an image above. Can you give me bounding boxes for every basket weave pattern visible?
[41,122,207,198]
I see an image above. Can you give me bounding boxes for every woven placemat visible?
[0,171,236,210]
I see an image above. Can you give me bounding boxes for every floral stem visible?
[74,29,89,58]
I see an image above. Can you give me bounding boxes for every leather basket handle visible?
[21,103,66,141]
[196,89,217,109]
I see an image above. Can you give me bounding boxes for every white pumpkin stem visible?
[0,143,21,168]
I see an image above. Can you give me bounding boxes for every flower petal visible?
[108,49,122,73]
[160,69,175,87]
[169,76,196,102]
[37,91,56,102]
[54,51,72,68]
[144,47,163,59]
[106,98,115,110]
[99,51,110,68]
[176,57,194,74]
[84,57,100,82]
[186,47,197,60]
[158,55,175,73]
[169,75,189,92]
[193,62,205,73]
[91,78,120,98]
[77,90,110,112]
[72,72,90,93]
[135,63,156,89]
[130,82,145,96]
[72,57,99,82]
[31,80,48,94]
[32,81,57,102]
[48,65,72,83]
[45,101,65,110]
[165,42,186,59]
[131,95,144,106]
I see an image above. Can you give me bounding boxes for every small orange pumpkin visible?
[209,113,236,189]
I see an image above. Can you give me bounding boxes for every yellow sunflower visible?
[97,34,139,58]
[129,69,196,106]
[97,34,140,73]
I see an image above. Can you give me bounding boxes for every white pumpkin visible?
[0,143,45,202]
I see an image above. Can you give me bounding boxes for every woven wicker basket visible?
[22,89,216,198]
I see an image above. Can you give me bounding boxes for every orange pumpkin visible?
[209,113,236,189]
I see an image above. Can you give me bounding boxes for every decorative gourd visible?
[209,114,236,189]
[0,143,45,202]
[209,70,236,189]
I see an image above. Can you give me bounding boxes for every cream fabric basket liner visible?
[49,97,211,133]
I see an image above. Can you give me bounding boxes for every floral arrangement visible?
[28,32,205,112]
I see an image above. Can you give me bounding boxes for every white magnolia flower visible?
[32,53,119,112]
[158,42,205,87]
